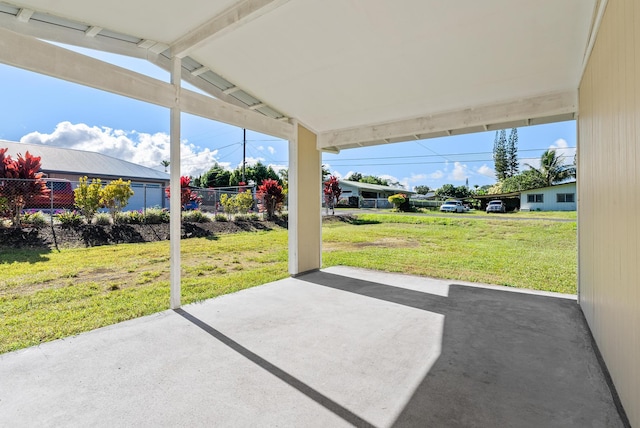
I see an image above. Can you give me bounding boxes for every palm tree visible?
[160,160,170,172]
[525,149,575,186]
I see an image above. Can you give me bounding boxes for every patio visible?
[0,266,623,427]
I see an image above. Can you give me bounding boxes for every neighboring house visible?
[1,140,170,210]
[338,179,414,208]
[520,182,576,212]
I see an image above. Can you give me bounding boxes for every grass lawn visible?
[1,214,576,354]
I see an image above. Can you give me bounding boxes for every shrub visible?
[165,176,201,210]
[256,179,284,220]
[220,190,254,218]
[144,207,170,224]
[323,176,342,215]
[74,176,103,222]
[248,213,260,221]
[0,149,48,227]
[101,179,134,222]
[182,210,211,223]
[22,210,47,228]
[214,214,228,222]
[388,193,410,212]
[94,213,111,225]
[56,210,83,228]
[116,210,144,224]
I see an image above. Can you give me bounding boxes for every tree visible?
[256,179,284,220]
[74,176,103,222]
[498,169,547,193]
[278,168,288,195]
[101,179,134,222]
[360,175,388,186]
[435,184,471,199]
[229,161,279,186]
[414,185,430,195]
[346,172,363,182]
[525,149,575,187]
[200,163,231,188]
[161,160,170,173]
[0,149,48,226]
[323,176,342,215]
[493,129,508,180]
[507,128,519,177]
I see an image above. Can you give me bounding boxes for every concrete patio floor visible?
[0,266,624,427]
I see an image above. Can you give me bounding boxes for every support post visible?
[288,123,322,276]
[169,57,182,309]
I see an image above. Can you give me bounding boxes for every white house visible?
[338,179,413,208]
[520,182,576,211]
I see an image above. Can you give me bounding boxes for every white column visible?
[169,57,181,309]
[288,122,322,276]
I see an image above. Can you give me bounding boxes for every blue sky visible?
[0,45,576,190]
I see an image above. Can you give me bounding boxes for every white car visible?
[486,200,506,213]
[439,200,467,213]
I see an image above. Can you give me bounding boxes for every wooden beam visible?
[0,27,293,140]
[318,91,578,149]
[171,0,290,58]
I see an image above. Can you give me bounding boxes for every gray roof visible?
[340,179,414,194]
[1,140,169,182]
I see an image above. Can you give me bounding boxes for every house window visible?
[527,194,543,203]
[361,191,377,199]
[557,193,575,203]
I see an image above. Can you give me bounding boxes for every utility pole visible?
[242,128,246,184]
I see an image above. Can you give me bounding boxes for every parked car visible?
[29,179,75,209]
[440,200,467,213]
[486,200,506,213]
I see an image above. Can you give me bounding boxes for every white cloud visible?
[267,146,275,155]
[449,162,468,181]
[256,145,265,151]
[430,170,444,179]
[407,173,427,183]
[476,164,494,178]
[379,174,405,189]
[549,138,576,163]
[242,157,266,167]
[20,121,220,177]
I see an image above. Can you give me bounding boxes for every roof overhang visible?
[0,0,601,150]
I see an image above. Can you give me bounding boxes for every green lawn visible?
[0,214,576,354]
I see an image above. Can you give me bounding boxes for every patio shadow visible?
[298,271,624,428]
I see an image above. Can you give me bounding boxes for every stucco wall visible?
[520,183,576,211]
[578,0,639,424]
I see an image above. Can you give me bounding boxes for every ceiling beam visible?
[317,91,578,150]
[0,27,293,140]
[171,0,290,58]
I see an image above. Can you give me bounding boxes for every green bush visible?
[182,210,211,223]
[94,213,111,225]
[22,211,47,228]
[214,213,227,222]
[144,207,170,224]
[101,179,134,222]
[116,210,144,224]
[248,213,260,221]
[56,210,83,228]
[74,176,102,222]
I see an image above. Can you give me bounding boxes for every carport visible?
[0,0,637,425]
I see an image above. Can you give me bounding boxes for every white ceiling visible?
[0,0,598,149]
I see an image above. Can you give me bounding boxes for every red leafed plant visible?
[165,175,202,210]
[323,175,342,215]
[0,149,49,227]
[256,178,284,220]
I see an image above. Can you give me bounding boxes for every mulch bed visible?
[0,218,288,250]
[0,215,356,250]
